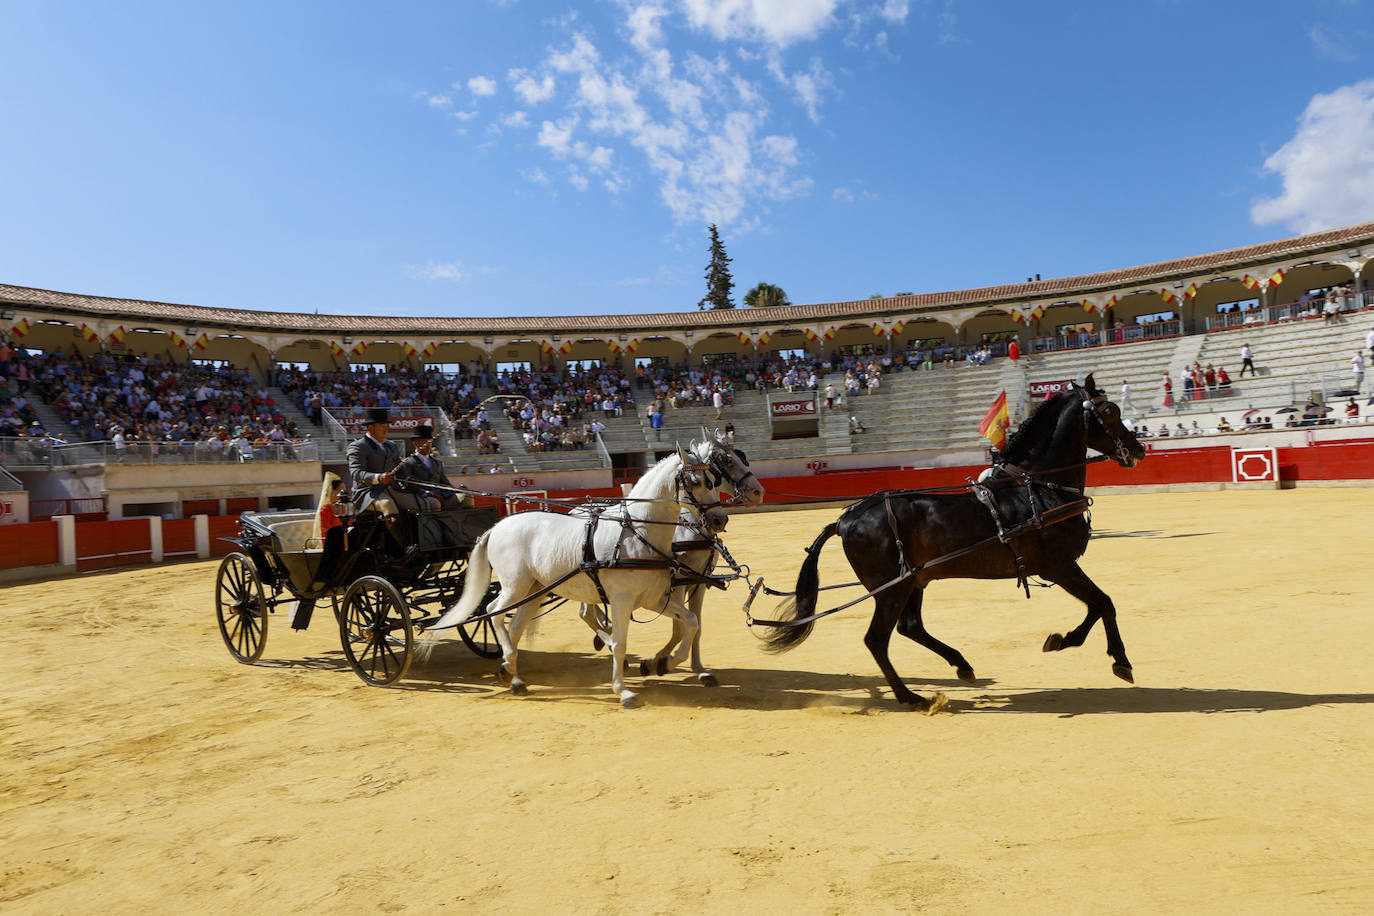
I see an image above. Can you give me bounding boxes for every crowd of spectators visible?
[0,344,312,460]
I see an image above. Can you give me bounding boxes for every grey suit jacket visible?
[346,434,402,512]
[397,451,454,499]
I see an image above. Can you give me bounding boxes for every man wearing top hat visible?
[346,406,419,519]
[397,424,467,509]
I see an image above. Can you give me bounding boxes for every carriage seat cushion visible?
[250,515,321,553]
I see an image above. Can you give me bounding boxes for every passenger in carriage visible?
[397,425,467,510]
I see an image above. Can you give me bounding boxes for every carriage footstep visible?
[1112,664,1134,684]
[1042,633,1064,652]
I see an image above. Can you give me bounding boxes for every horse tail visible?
[419,531,493,661]
[761,522,838,653]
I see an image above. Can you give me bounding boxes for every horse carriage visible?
[213,504,503,686]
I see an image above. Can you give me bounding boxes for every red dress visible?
[1162,378,1174,407]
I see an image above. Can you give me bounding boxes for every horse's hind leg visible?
[895,587,977,684]
[864,587,944,710]
[1041,561,1134,683]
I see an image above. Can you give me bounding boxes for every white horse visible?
[426,439,736,707]
[579,432,765,686]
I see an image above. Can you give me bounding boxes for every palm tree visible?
[744,282,790,309]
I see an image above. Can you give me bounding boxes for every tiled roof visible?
[3,221,1372,336]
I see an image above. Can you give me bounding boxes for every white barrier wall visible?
[0,491,30,524]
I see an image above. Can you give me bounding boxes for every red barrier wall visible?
[163,518,199,558]
[1276,440,1374,481]
[0,521,60,570]
[76,519,153,572]
[207,515,241,556]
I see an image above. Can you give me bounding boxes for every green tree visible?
[744,282,790,309]
[698,224,736,310]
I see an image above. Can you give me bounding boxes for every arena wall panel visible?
[0,521,59,570]
[163,518,199,558]
[75,519,153,572]
[206,515,241,556]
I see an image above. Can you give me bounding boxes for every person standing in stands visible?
[1352,352,1366,393]
[1119,380,1135,413]
[1240,343,1256,377]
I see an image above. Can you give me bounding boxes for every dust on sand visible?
[3,490,1373,912]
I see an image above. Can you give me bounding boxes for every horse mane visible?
[998,389,1075,465]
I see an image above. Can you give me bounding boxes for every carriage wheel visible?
[457,582,504,659]
[339,576,414,687]
[215,552,268,665]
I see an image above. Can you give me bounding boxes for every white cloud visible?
[617,275,652,286]
[405,261,464,281]
[450,110,479,121]
[467,75,498,96]
[879,0,908,23]
[833,183,876,202]
[1251,80,1374,234]
[502,110,531,127]
[509,68,557,103]
[524,167,552,184]
[681,0,838,47]
[568,165,589,190]
[1309,23,1357,62]
[426,93,452,108]
[538,116,579,155]
[833,186,854,202]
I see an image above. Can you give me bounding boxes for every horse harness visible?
[968,465,1092,597]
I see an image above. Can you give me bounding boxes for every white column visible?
[147,516,164,563]
[55,515,76,568]
[194,514,210,559]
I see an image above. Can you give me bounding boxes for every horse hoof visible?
[593,636,604,651]
[956,667,977,684]
[510,678,528,696]
[1112,664,1135,684]
[639,659,652,677]
[1043,633,1064,652]
[698,672,719,687]
[655,657,669,676]
[620,693,640,710]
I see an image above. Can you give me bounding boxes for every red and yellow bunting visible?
[822,326,836,341]
[1012,310,1026,325]
[349,341,368,358]
[1241,274,1259,290]
[1269,268,1285,287]
[1184,283,1199,299]
[421,341,438,358]
[330,341,346,358]
[538,340,554,355]
[804,328,819,342]
[1104,294,1120,310]
[757,330,772,346]
[79,322,100,343]
[890,321,904,337]
[167,330,187,348]
[738,331,752,345]
[872,322,885,337]
[625,338,640,353]
[607,338,622,354]
[558,340,572,355]
[9,317,31,339]
[1030,305,1045,320]
[106,325,127,344]
[402,342,418,358]
[1159,288,1178,304]
[1082,299,1097,314]
[193,333,212,352]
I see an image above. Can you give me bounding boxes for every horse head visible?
[698,426,765,507]
[675,442,723,517]
[1077,374,1146,468]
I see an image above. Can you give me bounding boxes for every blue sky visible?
[1,0,1372,318]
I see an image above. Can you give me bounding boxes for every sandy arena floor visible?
[3,489,1373,913]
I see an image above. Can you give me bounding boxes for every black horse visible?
[763,374,1147,710]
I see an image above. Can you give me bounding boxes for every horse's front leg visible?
[578,602,611,651]
[658,594,699,675]
[686,586,717,686]
[606,601,638,708]
[1041,561,1134,682]
[642,585,689,677]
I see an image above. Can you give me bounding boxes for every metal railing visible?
[593,431,614,468]
[1031,319,1182,353]
[0,437,320,468]
[1203,292,1371,332]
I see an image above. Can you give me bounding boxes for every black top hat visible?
[412,424,434,439]
[365,407,390,425]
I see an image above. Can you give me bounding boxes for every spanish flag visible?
[890,321,904,337]
[625,338,640,353]
[1241,274,1259,290]
[1104,294,1120,309]
[822,326,836,340]
[330,341,345,358]
[1030,305,1044,320]
[402,342,418,358]
[1012,310,1026,325]
[350,340,368,358]
[194,333,212,351]
[539,340,555,355]
[757,330,772,345]
[80,322,100,343]
[1159,288,1178,304]
[421,341,438,358]
[979,389,1010,448]
[872,322,885,337]
[1269,268,1285,287]
[1082,299,1097,314]
[607,338,622,354]
[1184,282,1199,299]
[107,325,127,344]
[738,331,751,345]
[558,340,572,355]
[168,330,187,349]
[10,317,31,338]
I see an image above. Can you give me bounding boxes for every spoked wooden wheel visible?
[457,582,504,659]
[339,576,414,687]
[215,552,268,664]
